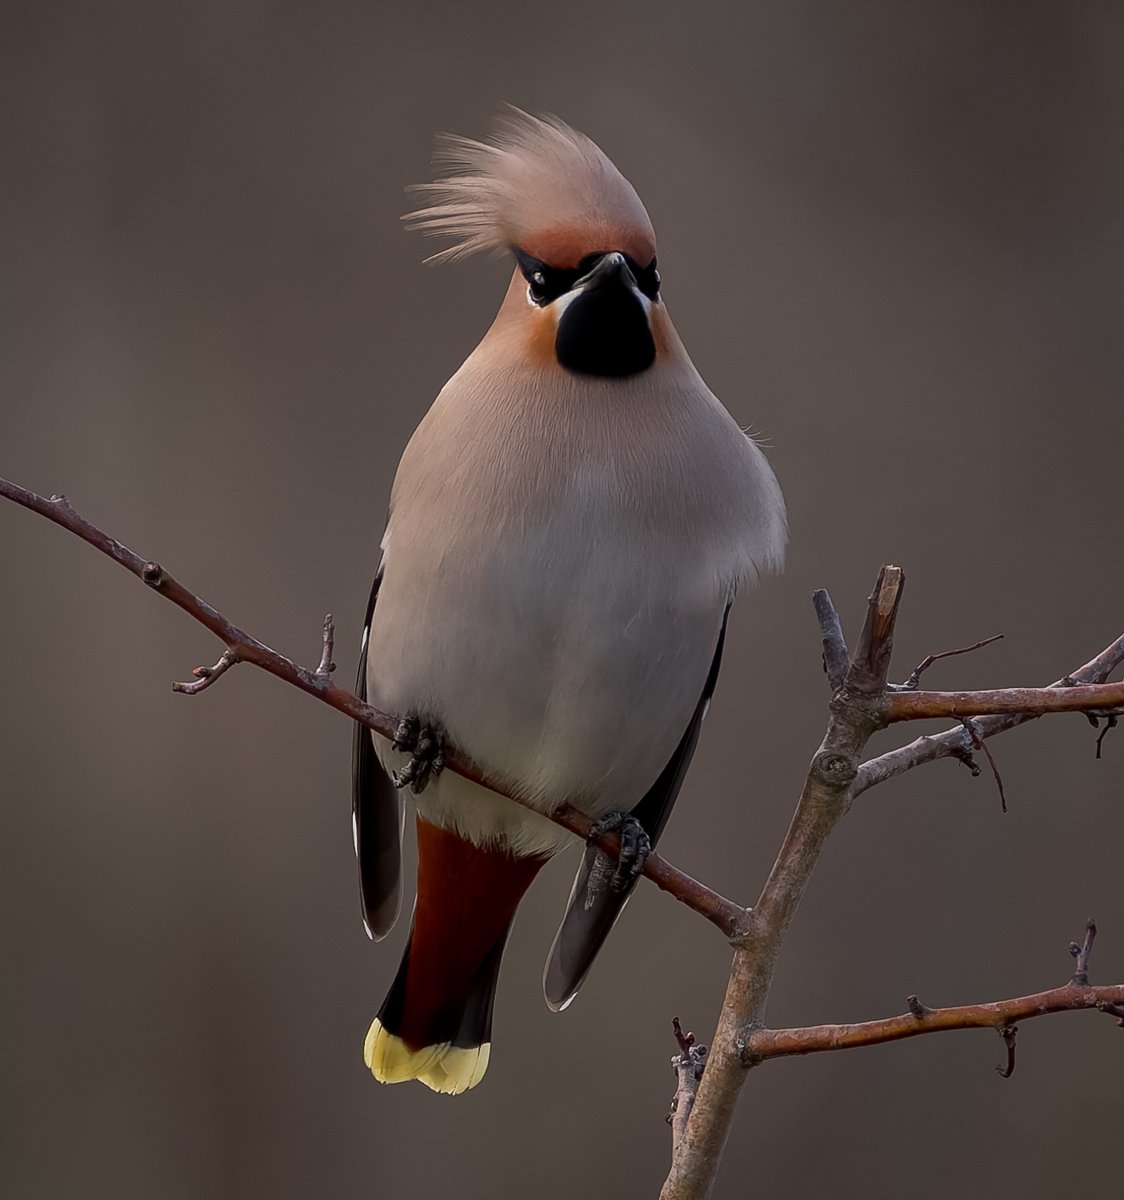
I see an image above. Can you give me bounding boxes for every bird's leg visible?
[391,715,446,795]
[587,811,651,893]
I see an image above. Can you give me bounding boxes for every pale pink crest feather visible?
[404,108,656,266]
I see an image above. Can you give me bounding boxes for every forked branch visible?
[855,635,1124,796]
[2,475,1121,1200]
[657,579,1121,1200]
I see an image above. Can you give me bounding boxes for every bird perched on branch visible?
[353,109,786,1094]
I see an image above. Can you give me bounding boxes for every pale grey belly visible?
[366,521,728,820]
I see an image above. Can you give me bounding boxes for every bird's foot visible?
[587,811,651,893]
[391,716,445,795]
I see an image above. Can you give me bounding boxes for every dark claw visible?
[392,715,418,751]
[588,811,651,893]
[391,716,445,795]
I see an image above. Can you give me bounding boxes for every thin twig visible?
[171,649,239,695]
[961,719,1008,813]
[1070,919,1097,985]
[1092,713,1119,759]
[890,633,1004,692]
[317,613,336,678]
[667,1018,708,1157]
[813,588,849,692]
[995,1024,1018,1078]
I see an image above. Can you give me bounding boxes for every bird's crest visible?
[404,108,656,269]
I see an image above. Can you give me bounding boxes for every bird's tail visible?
[365,816,547,1095]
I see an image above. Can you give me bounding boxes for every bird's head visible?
[405,109,668,379]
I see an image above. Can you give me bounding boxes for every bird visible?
[352,109,786,1095]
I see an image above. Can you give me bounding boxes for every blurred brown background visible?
[2,3,1122,1197]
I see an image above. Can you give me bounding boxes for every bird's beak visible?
[552,248,656,378]
[576,252,637,293]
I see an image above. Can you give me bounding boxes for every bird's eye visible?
[512,247,579,306]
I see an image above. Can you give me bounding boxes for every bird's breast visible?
[366,356,782,817]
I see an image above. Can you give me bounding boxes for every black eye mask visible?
[512,247,660,306]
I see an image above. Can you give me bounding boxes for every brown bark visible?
[3,476,1121,1200]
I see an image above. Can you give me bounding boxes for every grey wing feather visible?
[352,569,405,940]
[543,605,731,1010]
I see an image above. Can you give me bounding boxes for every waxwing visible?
[353,109,786,1093]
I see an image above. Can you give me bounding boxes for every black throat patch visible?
[554,285,656,378]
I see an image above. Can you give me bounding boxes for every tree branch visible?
[4,475,1121,1200]
[890,632,1003,691]
[658,576,1123,1200]
[659,568,906,1200]
[743,919,1124,1063]
[854,634,1124,797]
[0,476,746,938]
[743,982,1124,1061]
[885,680,1124,721]
[171,649,239,695]
[667,1018,708,1158]
[813,587,849,692]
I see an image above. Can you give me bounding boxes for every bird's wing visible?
[352,568,405,940]
[543,605,731,1010]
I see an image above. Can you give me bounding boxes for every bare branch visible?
[850,564,905,692]
[0,476,744,937]
[742,921,1123,1068]
[317,613,336,678]
[1092,713,1118,759]
[660,567,906,1200]
[813,588,849,692]
[171,650,239,695]
[4,477,1120,1200]
[960,718,1008,813]
[667,1018,708,1158]
[1070,919,1098,985]
[890,633,1003,692]
[994,1024,1018,1078]
[886,679,1124,722]
[854,633,1124,797]
[743,983,1123,1062]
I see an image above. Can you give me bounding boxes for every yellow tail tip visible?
[364,1019,491,1095]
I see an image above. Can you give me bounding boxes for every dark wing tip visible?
[543,844,633,1010]
[543,604,732,1008]
[352,569,405,941]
